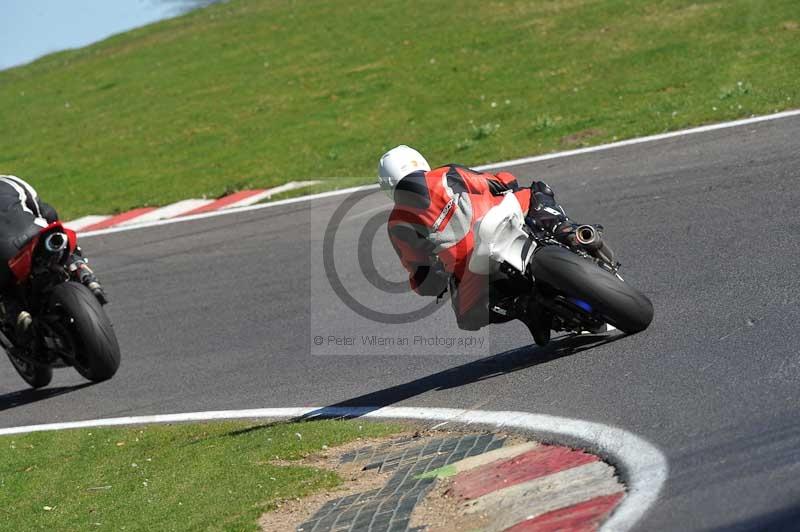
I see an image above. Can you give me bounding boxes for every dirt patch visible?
[783,21,799,31]
[410,475,490,532]
[658,85,685,94]
[561,128,605,146]
[258,431,417,531]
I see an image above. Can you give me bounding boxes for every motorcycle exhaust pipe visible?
[574,224,617,267]
[575,224,601,250]
[44,232,69,253]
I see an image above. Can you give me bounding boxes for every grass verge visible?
[1,0,798,218]
[0,419,402,531]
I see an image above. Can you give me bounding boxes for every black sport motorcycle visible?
[1,222,120,388]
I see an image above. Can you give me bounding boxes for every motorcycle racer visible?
[379,145,590,340]
[0,175,108,333]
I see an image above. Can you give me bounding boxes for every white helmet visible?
[377,145,430,195]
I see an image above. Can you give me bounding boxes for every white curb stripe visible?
[0,406,666,532]
[117,199,214,225]
[63,215,111,231]
[76,109,799,239]
[73,181,323,234]
[79,185,377,238]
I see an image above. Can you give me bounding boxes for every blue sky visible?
[0,1,208,70]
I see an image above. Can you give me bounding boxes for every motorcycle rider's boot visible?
[69,257,108,305]
[526,181,569,235]
[86,281,108,305]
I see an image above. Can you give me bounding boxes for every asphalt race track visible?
[2,115,800,531]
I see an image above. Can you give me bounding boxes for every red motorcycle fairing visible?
[8,222,77,283]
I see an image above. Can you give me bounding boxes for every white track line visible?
[78,109,799,239]
[474,109,800,170]
[0,406,667,532]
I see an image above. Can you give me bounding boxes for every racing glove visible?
[413,258,450,298]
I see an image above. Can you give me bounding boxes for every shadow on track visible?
[219,332,626,438]
[0,383,93,413]
[302,331,625,420]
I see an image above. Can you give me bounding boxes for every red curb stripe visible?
[80,207,156,232]
[449,446,599,500]
[502,492,625,532]
[180,190,267,216]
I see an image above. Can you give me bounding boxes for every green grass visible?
[0,419,402,531]
[1,0,798,218]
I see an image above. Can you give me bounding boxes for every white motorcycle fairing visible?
[468,192,536,276]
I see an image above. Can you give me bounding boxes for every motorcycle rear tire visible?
[49,282,120,382]
[531,246,653,334]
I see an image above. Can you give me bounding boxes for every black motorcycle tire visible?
[6,351,53,388]
[49,282,120,382]
[531,246,654,334]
